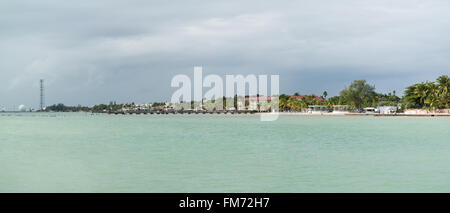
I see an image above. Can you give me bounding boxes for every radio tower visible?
[40,79,45,111]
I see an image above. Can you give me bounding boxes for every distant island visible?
[42,75,448,115]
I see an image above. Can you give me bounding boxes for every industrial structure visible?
[40,79,45,111]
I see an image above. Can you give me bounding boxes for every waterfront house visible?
[363,107,377,113]
[308,105,329,113]
[332,105,352,114]
[377,106,397,114]
[244,96,272,111]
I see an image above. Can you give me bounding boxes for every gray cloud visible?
[1,0,450,109]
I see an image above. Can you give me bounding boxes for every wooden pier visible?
[104,110,258,115]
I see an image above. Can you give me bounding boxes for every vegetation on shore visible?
[43,75,448,112]
[279,75,448,112]
[404,75,449,110]
[279,79,400,112]
[45,104,90,112]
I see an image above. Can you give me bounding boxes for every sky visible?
[1,0,450,109]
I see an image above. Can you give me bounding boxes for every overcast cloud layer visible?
[1,0,450,109]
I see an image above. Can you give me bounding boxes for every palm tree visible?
[436,75,449,109]
[414,83,428,108]
[404,75,449,110]
[405,83,422,108]
[299,100,308,111]
[287,98,295,111]
[424,82,439,111]
[279,94,289,111]
[287,97,304,111]
[306,94,316,105]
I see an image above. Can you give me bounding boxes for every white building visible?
[377,106,397,114]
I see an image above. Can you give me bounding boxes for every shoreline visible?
[263,112,450,117]
[2,111,449,117]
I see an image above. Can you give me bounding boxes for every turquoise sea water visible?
[0,112,449,192]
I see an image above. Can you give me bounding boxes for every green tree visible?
[287,97,302,111]
[423,82,439,111]
[436,75,449,108]
[404,83,424,108]
[404,75,449,110]
[340,80,376,111]
[279,94,289,111]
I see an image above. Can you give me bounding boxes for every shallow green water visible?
[0,113,449,192]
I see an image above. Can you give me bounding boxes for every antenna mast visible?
[40,79,45,111]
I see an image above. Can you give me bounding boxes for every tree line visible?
[44,75,448,112]
[279,75,448,112]
[45,103,90,112]
[404,75,449,110]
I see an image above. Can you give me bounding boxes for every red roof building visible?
[244,95,325,102]
[291,95,325,102]
[244,96,272,101]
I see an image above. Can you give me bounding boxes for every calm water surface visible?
[0,113,449,192]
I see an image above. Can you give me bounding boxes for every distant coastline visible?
[7,75,448,115]
[2,111,449,117]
